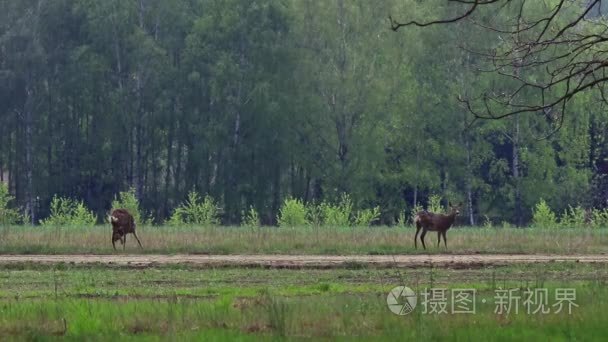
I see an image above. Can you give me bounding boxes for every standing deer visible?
[108,209,143,250]
[414,204,461,250]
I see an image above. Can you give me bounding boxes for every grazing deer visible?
[414,204,461,250]
[108,209,143,250]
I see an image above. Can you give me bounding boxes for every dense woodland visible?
[1,0,608,225]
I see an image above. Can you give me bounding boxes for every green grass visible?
[0,225,607,255]
[0,263,607,340]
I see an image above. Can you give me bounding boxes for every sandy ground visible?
[0,254,606,268]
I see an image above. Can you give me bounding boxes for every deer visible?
[108,208,143,250]
[413,203,461,250]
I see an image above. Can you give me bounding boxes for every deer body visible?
[414,206,460,250]
[109,209,143,250]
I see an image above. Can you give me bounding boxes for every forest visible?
[1,0,607,226]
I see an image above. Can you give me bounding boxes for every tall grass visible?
[0,225,606,255]
[0,265,607,340]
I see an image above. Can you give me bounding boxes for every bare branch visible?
[391,0,608,123]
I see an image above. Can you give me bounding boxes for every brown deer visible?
[108,209,143,250]
[414,204,461,250]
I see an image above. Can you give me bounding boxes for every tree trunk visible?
[465,136,475,225]
[512,21,523,227]
[513,112,522,226]
[163,109,175,217]
[133,0,147,201]
[413,145,420,208]
[23,81,35,224]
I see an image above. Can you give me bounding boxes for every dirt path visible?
[0,254,607,268]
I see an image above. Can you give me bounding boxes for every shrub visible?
[242,206,260,227]
[409,204,423,225]
[306,201,324,226]
[428,194,444,213]
[168,190,220,226]
[397,210,407,228]
[320,193,353,227]
[0,183,20,225]
[354,206,381,226]
[111,188,152,225]
[501,221,514,229]
[482,215,493,229]
[277,198,309,227]
[40,196,97,227]
[589,208,608,228]
[559,205,586,229]
[532,198,557,228]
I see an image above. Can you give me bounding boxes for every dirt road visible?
[0,254,607,268]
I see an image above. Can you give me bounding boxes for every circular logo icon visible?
[387,286,417,315]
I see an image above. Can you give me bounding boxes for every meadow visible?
[1,225,607,340]
[0,225,607,255]
[0,263,607,340]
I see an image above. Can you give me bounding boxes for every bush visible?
[242,206,260,227]
[111,188,151,225]
[559,205,586,229]
[409,204,423,225]
[168,191,220,226]
[40,196,97,227]
[277,198,309,227]
[397,210,407,228]
[306,201,324,226]
[482,215,493,229]
[589,208,608,228]
[501,221,515,229]
[0,183,20,225]
[428,194,444,214]
[354,206,381,226]
[320,193,353,227]
[532,199,557,228]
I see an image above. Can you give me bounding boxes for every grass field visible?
[0,263,607,340]
[1,225,607,340]
[0,225,607,255]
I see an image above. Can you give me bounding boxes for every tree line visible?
[1,0,607,226]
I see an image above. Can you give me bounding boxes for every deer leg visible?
[442,231,448,249]
[420,230,427,250]
[437,232,441,247]
[132,232,143,249]
[112,236,117,251]
[414,226,421,249]
[122,235,126,250]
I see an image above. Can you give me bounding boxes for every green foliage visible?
[589,208,608,228]
[319,194,353,227]
[277,198,309,227]
[501,221,515,229]
[0,183,20,225]
[532,199,557,228]
[21,210,31,226]
[168,191,220,226]
[306,202,324,227]
[397,210,407,228]
[111,188,149,225]
[1,0,607,227]
[409,204,424,225]
[482,215,493,229]
[354,206,381,226]
[428,194,444,214]
[40,196,97,227]
[559,205,587,229]
[241,206,261,227]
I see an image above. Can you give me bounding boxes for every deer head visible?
[449,203,462,216]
